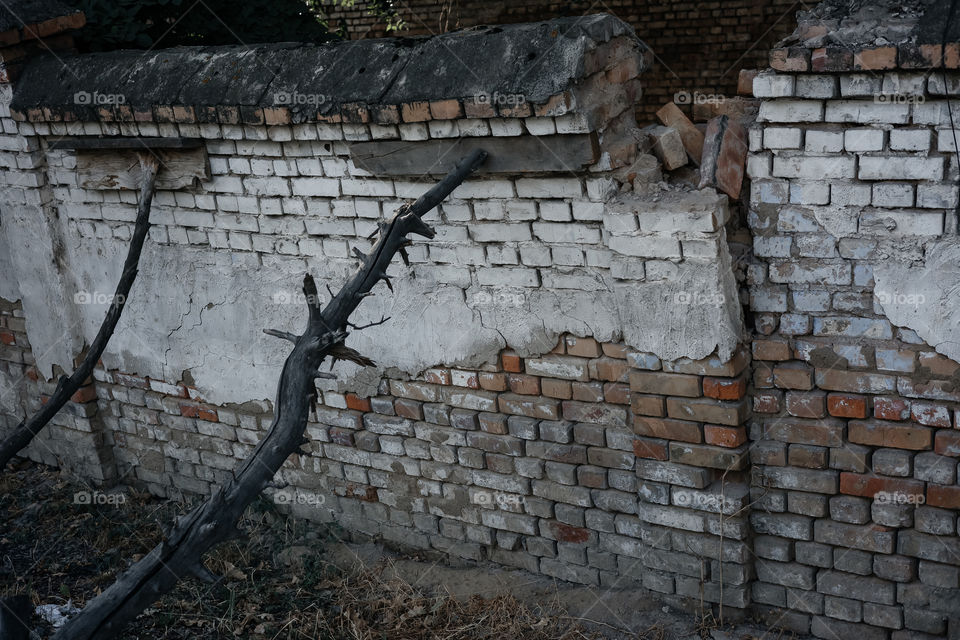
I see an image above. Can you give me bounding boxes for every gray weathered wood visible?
[78,147,209,190]
[54,148,489,640]
[350,133,598,176]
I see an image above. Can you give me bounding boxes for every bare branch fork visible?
[0,153,161,470]
[55,148,488,640]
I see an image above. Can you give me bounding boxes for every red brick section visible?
[345,393,371,412]
[180,403,219,422]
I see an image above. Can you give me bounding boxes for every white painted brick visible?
[831,183,872,206]
[519,244,552,266]
[291,177,340,197]
[398,123,429,141]
[457,119,490,137]
[858,156,944,181]
[473,200,504,220]
[607,235,681,258]
[516,178,583,198]
[881,72,926,97]
[453,180,515,198]
[752,180,788,204]
[772,154,856,179]
[602,212,638,234]
[539,201,571,221]
[936,129,960,152]
[427,120,458,138]
[749,127,763,151]
[859,210,944,236]
[776,207,820,233]
[917,184,960,208]
[789,181,830,205]
[555,113,591,134]
[839,74,882,97]
[753,74,796,98]
[368,123,399,140]
[476,267,539,287]
[805,129,844,153]
[825,100,910,124]
[489,118,524,136]
[927,73,960,96]
[242,176,291,196]
[586,178,617,201]
[470,223,532,242]
[763,127,802,149]
[757,100,824,123]
[843,128,884,151]
[341,178,395,197]
[551,246,584,265]
[571,200,603,221]
[889,128,932,151]
[768,262,851,285]
[753,236,792,257]
[747,153,772,178]
[486,245,520,264]
[680,238,721,259]
[532,222,601,244]
[524,117,556,136]
[795,75,838,99]
[872,183,914,208]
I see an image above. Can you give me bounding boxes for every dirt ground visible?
[0,461,799,639]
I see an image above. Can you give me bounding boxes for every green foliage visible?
[63,0,403,52]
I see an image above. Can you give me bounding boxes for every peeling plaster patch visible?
[0,220,20,302]
[615,248,742,363]
[21,186,742,403]
[812,205,859,238]
[875,238,960,364]
[0,202,82,378]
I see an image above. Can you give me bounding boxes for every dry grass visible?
[0,462,602,639]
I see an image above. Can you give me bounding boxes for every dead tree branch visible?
[0,154,161,471]
[54,148,488,640]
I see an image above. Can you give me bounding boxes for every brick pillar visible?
[629,345,754,616]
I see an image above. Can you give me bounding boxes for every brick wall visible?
[746,47,960,638]
[326,0,800,122]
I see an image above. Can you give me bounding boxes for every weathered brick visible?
[633,416,702,443]
[629,370,700,397]
[669,442,748,470]
[848,420,932,450]
[665,397,748,426]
